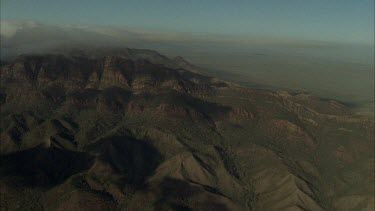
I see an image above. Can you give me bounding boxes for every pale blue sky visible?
[1,0,374,45]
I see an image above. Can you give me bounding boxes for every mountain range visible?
[0,48,373,210]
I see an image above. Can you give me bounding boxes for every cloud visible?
[1,20,341,46]
[0,21,19,37]
[2,20,367,63]
[0,20,39,38]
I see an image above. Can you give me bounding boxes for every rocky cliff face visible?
[0,49,373,211]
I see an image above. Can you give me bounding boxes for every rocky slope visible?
[0,48,373,210]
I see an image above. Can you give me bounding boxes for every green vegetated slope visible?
[0,48,373,211]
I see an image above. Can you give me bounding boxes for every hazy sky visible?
[1,0,374,45]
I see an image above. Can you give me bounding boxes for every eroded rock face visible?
[268,119,317,150]
[229,107,254,121]
[98,57,131,89]
[0,54,211,94]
